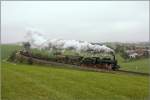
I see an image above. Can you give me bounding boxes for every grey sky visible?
[1,1,149,43]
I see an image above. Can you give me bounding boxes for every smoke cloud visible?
[25,28,114,53]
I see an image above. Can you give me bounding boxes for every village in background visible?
[101,42,150,60]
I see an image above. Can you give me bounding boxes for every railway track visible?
[18,53,150,76]
[117,70,150,76]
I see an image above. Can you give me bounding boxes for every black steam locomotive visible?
[19,50,120,70]
[53,54,119,70]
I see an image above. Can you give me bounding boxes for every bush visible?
[7,50,17,62]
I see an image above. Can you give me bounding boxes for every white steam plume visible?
[25,28,48,49]
[25,29,114,53]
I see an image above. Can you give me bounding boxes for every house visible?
[129,53,138,58]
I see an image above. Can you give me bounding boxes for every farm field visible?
[1,61,149,100]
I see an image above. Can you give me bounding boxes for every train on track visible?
[19,50,120,70]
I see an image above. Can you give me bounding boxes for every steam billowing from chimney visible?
[25,28,114,54]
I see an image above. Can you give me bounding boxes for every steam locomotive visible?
[19,50,120,70]
[53,54,120,70]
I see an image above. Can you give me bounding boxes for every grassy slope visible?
[116,54,150,74]
[1,62,149,100]
[1,44,22,60]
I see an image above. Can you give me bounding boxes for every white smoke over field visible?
[25,29,114,54]
[25,28,48,48]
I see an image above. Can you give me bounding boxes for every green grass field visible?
[1,61,149,100]
[1,44,150,100]
[116,54,150,74]
[120,59,150,73]
[1,45,150,100]
[1,44,23,60]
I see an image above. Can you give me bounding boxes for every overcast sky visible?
[1,1,149,44]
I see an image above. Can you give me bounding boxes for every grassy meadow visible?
[116,54,150,74]
[1,44,23,60]
[1,44,150,100]
[2,61,149,100]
